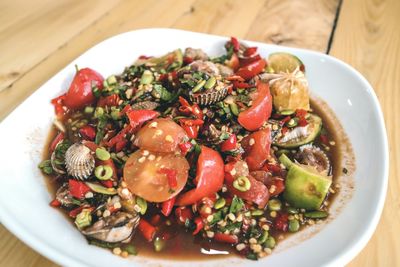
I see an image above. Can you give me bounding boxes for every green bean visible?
[268,199,282,211]
[214,198,226,209]
[288,219,300,232]
[251,209,264,216]
[258,230,269,244]
[304,211,328,219]
[204,76,216,89]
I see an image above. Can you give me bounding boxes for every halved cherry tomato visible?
[123,150,189,202]
[238,81,272,131]
[241,128,272,171]
[97,94,120,107]
[134,118,188,153]
[176,146,224,206]
[126,109,159,130]
[64,68,104,110]
[235,59,266,80]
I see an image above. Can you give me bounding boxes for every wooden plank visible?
[246,0,340,52]
[0,0,121,93]
[329,0,400,266]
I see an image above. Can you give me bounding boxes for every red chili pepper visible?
[138,219,156,242]
[180,124,199,139]
[68,179,91,199]
[114,139,128,153]
[232,80,252,89]
[230,37,240,52]
[79,125,96,141]
[183,56,194,65]
[281,116,292,125]
[214,233,238,244]
[120,104,133,116]
[161,197,176,217]
[49,199,61,207]
[320,134,329,145]
[236,59,266,80]
[49,132,64,153]
[179,118,204,126]
[178,142,193,155]
[175,207,193,224]
[244,47,258,57]
[274,213,289,232]
[226,75,245,82]
[97,94,120,107]
[220,134,237,152]
[126,109,159,130]
[68,206,93,218]
[106,125,132,149]
[100,180,114,188]
[193,217,204,235]
[178,97,203,119]
[159,168,178,189]
[150,214,161,226]
[51,94,67,117]
[179,118,204,139]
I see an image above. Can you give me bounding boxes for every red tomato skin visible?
[64,68,104,110]
[97,94,120,107]
[175,146,224,206]
[242,128,272,171]
[238,82,272,131]
[235,59,266,80]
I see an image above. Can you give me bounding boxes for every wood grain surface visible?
[0,0,398,266]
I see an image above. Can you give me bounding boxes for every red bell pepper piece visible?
[175,206,193,224]
[193,217,204,235]
[51,94,67,117]
[138,219,156,242]
[68,179,91,199]
[176,146,224,206]
[49,132,64,153]
[50,199,61,207]
[220,134,237,152]
[161,197,176,217]
[158,168,178,189]
[236,59,266,80]
[238,81,272,131]
[214,233,238,244]
[126,109,159,130]
[79,125,96,141]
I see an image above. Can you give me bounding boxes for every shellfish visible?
[82,211,140,243]
[295,144,332,176]
[189,85,229,106]
[65,143,95,180]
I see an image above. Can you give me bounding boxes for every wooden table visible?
[0,0,399,266]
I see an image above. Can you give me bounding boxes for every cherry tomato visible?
[176,146,224,206]
[64,68,104,110]
[241,128,272,171]
[123,150,189,202]
[134,118,188,153]
[238,81,272,131]
[235,59,266,80]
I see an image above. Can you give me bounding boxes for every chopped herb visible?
[229,196,244,214]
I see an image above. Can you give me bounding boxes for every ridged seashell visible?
[65,143,95,180]
[297,144,332,176]
[190,86,229,106]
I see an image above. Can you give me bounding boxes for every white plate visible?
[0,28,388,267]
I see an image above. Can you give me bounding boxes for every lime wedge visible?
[268,52,304,73]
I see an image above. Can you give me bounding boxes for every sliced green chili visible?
[95,148,111,161]
[136,196,147,215]
[192,79,206,93]
[233,176,251,192]
[214,198,226,209]
[204,76,216,89]
[304,211,328,219]
[94,165,113,180]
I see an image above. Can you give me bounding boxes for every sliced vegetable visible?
[75,209,92,229]
[273,114,322,148]
[236,59,266,80]
[124,150,189,202]
[138,219,156,242]
[238,82,272,131]
[69,179,91,199]
[64,67,104,110]
[280,154,332,210]
[85,182,117,195]
[268,52,304,73]
[242,128,272,171]
[176,146,224,206]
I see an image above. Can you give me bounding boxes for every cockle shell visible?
[190,85,229,106]
[297,144,332,176]
[82,211,140,243]
[65,143,95,180]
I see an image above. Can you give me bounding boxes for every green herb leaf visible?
[229,196,244,214]
[152,84,173,101]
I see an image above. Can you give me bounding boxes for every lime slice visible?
[268,52,304,73]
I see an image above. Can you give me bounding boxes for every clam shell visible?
[189,86,229,106]
[65,143,95,180]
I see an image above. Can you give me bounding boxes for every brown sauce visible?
[42,97,354,261]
